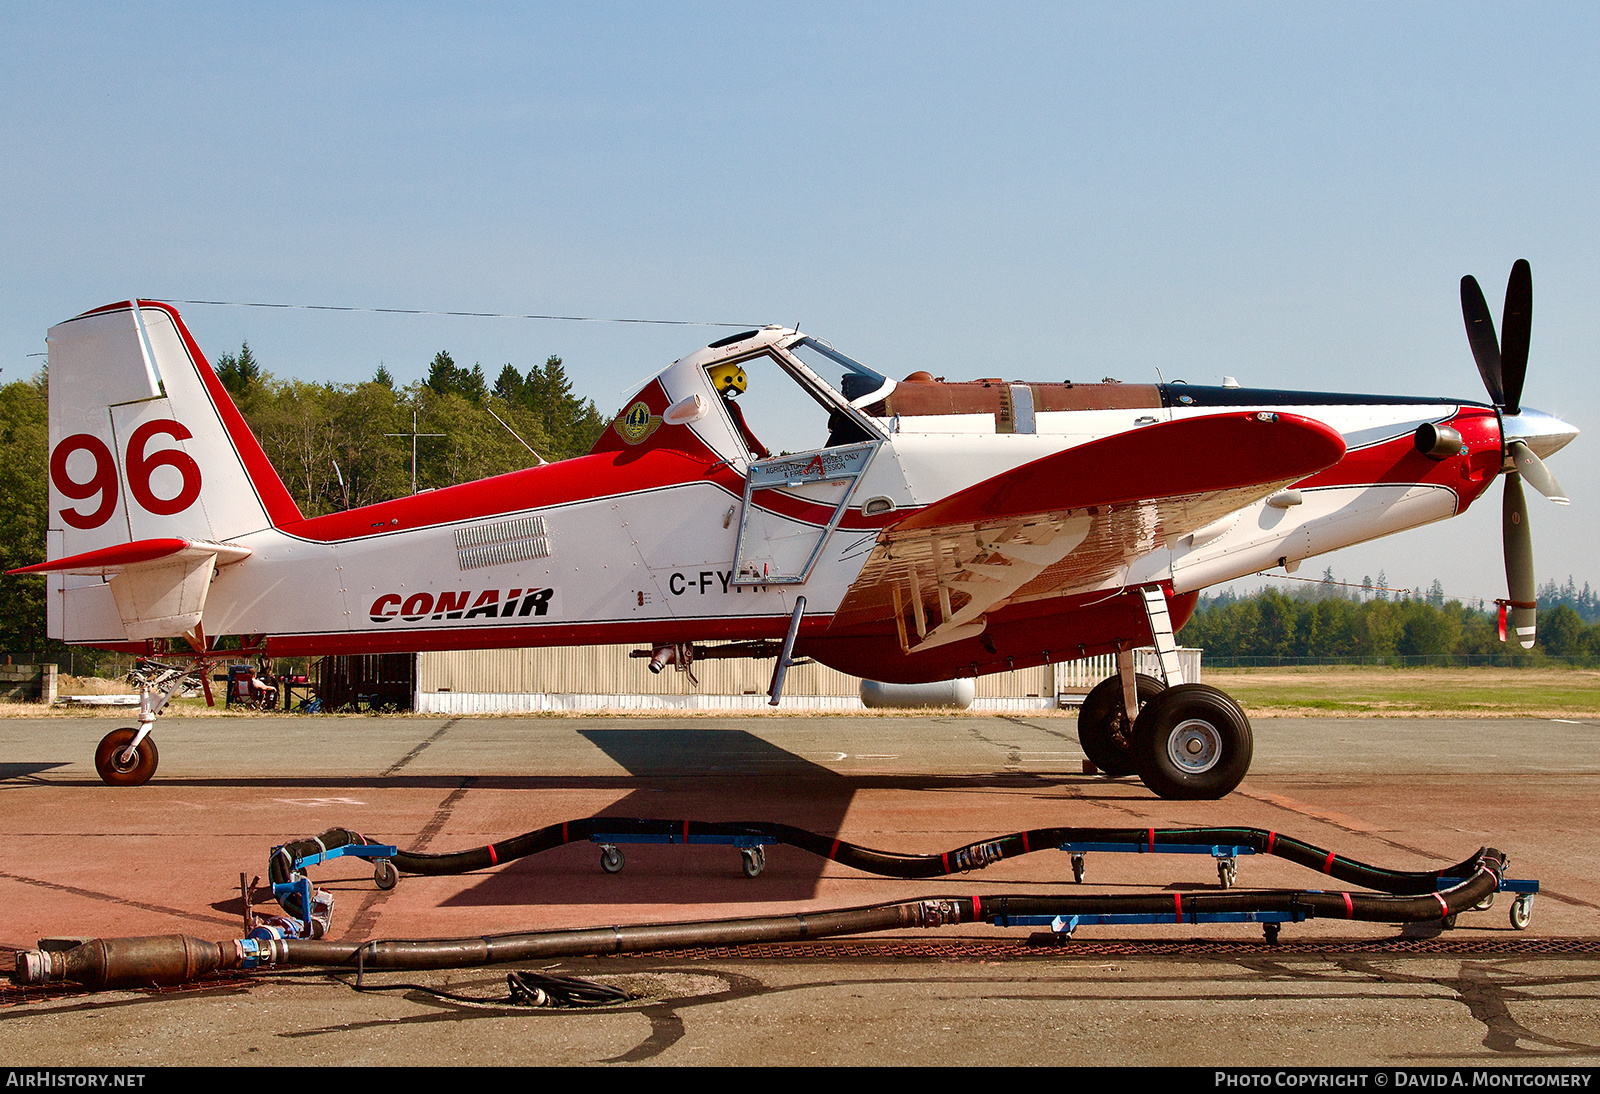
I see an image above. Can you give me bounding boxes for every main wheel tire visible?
[1077,673,1166,777]
[1130,684,1252,800]
[94,727,159,787]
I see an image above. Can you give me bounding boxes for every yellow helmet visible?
[708,361,747,398]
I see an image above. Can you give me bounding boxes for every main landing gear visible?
[1076,672,1164,778]
[93,658,210,787]
[1077,586,1254,800]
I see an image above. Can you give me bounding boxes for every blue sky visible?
[2,3,1594,603]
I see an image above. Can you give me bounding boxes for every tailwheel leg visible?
[92,656,208,786]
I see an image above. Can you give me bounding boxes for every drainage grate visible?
[597,937,1600,961]
[7,938,1597,1004]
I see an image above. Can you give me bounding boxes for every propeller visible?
[1459,260,1568,648]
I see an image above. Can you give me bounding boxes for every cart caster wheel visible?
[95,728,159,786]
[600,845,625,874]
[741,847,766,878]
[1263,922,1281,944]
[1510,895,1533,930]
[1441,913,1458,930]
[1474,892,1495,912]
[1071,853,1086,884]
[374,859,398,890]
[1217,858,1237,889]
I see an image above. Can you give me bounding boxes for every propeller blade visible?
[1502,473,1537,648]
[1499,259,1532,415]
[1461,274,1504,405]
[1508,439,1569,505]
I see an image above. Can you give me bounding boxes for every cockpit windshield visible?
[705,338,891,460]
[787,339,894,409]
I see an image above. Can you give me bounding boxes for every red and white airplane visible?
[11,262,1577,797]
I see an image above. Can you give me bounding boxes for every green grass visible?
[1206,664,1600,717]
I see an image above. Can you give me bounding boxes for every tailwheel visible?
[1131,684,1253,800]
[94,727,159,787]
[1077,673,1165,777]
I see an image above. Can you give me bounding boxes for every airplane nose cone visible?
[1502,407,1579,461]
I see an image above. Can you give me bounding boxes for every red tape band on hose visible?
[942,852,950,874]
[683,820,690,843]
[1022,832,1030,853]
[1342,892,1353,918]
[1434,893,1449,918]
[828,838,840,860]
[562,822,568,843]
[1148,828,1155,852]
[1173,893,1183,922]
[972,896,982,920]
[1266,832,1276,852]
[488,844,498,865]
[1323,851,1336,874]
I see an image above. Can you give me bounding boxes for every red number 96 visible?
[49,419,203,529]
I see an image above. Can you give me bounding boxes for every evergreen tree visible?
[216,342,261,398]
[492,363,525,404]
[424,352,487,403]
[513,355,606,459]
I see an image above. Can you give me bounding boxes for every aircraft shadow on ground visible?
[443,728,857,906]
[0,762,70,779]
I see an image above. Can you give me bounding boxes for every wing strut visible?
[767,596,807,706]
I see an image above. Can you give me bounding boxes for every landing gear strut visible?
[1077,672,1165,777]
[1079,586,1255,801]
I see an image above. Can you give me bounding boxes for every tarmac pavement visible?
[2,712,1598,1067]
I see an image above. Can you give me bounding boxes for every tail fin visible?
[39,300,302,643]
[47,300,301,550]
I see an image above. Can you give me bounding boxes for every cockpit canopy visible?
[599,329,895,464]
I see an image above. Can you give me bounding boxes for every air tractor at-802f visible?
[11,262,1577,798]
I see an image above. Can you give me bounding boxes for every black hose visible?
[270,846,1509,971]
[20,849,1508,989]
[270,820,1490,896]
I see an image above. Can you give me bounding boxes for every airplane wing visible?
[832,412,1346,651]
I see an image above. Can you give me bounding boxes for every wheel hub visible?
[1166,718,1222,774]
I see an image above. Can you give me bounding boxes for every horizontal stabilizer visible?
[9,538,251,642]
[8,538,251,575]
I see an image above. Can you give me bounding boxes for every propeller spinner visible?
[1459,260,1575,648]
